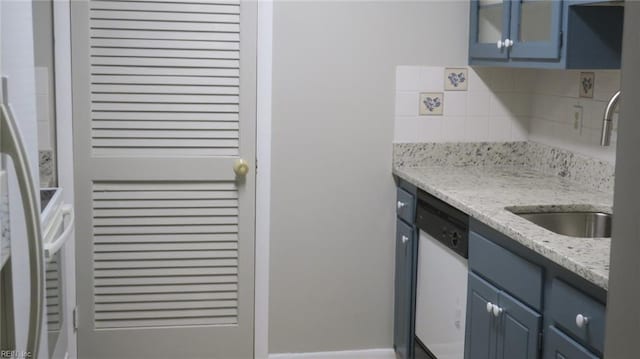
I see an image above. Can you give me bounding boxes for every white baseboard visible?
[268,348,395,359]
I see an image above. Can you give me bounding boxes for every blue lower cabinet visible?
[544,326,599,359]
[465,273,499,359]
[465,272,542,359]
[394,219,416,359]
[496,291,542,359]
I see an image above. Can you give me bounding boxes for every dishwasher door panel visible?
[415,230,468,359]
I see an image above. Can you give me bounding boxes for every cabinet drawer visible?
[396,187,416,224]
[469,232,543,311]
[544,325,599,359]
[548,279,605,354]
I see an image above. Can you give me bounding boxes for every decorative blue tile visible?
[579,72,595,98]
[444,68,468,91]
[419,92,444,116]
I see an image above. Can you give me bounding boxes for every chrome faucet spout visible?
[601,90,621,146]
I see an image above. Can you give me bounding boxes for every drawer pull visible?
[397,201,407,210]
[576,314,589,328]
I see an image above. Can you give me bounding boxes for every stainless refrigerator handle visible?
[0,103,44,359]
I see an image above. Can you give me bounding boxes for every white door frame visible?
[52,0,77,358]
[255,1,273,358]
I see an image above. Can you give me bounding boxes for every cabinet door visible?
[496,291,542,359]
[469,0,512,60]
[509,0,563,60]
[544,326,599,359]
[394,220,415,359]
[465,273,499,359]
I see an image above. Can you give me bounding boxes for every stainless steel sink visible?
[511,211,612,238]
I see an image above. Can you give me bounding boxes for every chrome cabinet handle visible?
[401,235,409,244]
[397,201,406,210]
[0,103,44,358]
[44,205,75,261]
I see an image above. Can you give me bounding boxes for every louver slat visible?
[46,256,62,330]
[92,182,239,328]
[88,0,240,156]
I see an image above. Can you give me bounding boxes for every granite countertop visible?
[393,142,615,290]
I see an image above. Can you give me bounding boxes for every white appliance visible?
[414,191,470,359]
[1,83,47,358]
[1,76,74,359]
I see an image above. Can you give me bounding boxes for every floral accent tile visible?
[419,92,444,116]
[444,68,468,91]
[579,72,595,98]
[39,150,56,188]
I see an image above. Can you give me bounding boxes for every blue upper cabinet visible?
[508,0,563,61]
[469,0,624,69]
[469,0,512,61]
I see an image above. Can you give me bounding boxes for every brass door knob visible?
[233,159,249,176]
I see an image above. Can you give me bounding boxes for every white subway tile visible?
[464,116,489,142]
[420,67,445,92]
[489,69,515,92]
[467,91,491,117]
[593,70,621,101]
[489,93,511,118]
[420,117,444,142]
[395,92,419,117]
[441,116,466,142]
[488,116,512,142]
[468,68,491,93]
[394,117,424,143]
[511,116,529,141]
[444,92,467,117]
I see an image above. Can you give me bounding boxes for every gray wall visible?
[269,1,469,353]
[604,2,640,357]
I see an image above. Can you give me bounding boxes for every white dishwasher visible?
[414,191,469,359]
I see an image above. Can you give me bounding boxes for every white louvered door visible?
[70,1,256,358]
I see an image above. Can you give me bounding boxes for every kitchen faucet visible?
[601,90,621,146]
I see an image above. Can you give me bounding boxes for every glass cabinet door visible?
[469,0,512,60]
[509,0,563,60]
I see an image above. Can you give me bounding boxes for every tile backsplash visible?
[394,66,529,143]
[527,69,619,162]
[394,66,621,163]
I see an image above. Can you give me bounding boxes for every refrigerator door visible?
[1,94,45,358]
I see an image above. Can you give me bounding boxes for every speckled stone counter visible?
[393,143,614,290]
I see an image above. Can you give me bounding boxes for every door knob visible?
[233,159,249,176]
[497,40,504,49]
